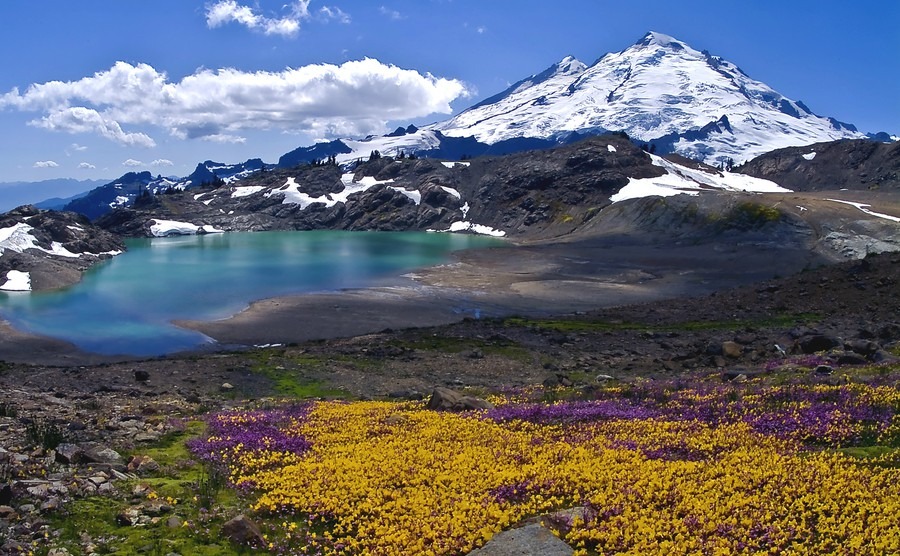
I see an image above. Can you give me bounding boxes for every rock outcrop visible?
[0,206,125,291]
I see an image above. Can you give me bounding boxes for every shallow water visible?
[0,231,503,356]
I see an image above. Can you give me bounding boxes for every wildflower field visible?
[189,366,900,555]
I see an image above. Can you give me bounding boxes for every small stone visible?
[166,516,183,528]
[722,341,743,359]
[815,365,834,375]
[0,505,15,518]
[134,370,150,382]
[222,514,265,548]
[220,383,235,392]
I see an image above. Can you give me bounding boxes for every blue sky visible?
[1,0,897,184]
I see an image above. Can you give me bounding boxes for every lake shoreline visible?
[0,234,828,365]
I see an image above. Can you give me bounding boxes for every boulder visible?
[427,387,494,412]
[467,523,573,556]
[796,334,842,354]
[54,443,85,465]
[721,341,743,358]
[222,514,266,548]
[127,455,160,476]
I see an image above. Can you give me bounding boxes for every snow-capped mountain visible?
[62,159,267,219]
[430,31,866,166]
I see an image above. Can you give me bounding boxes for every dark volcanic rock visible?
[0,206,126,291]
[735,139,900,191]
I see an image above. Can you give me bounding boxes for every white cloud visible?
[319,6,350,23]
[379,6,403,20]
[1,59,469,145]
[78,162,96,169]
[477,26,487,34]
[33,160,59,168]
[70,143,88,152]
[205,0,311,37]
[151,159,174,167]
[32,107,156,148]
[122,159,143,167]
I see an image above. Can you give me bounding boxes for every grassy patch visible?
[48,420,258,555]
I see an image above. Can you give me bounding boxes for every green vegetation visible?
[48,421,253,555]
[246,349,353,399]
[720,201,783,229]
[25,419,66,450]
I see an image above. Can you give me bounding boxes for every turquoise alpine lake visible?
[0,231,504,356]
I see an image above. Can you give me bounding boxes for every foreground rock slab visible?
[467,524,574,556]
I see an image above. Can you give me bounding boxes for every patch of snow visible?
[447,221,506,237]
[607,145,617,153]
[802,152,816,161]
[193,193,209,201]
[231,185,267,198]
[202,199,213,206]
[149,219,222,237]
[390,187,421,205]
[796,206,807,212]
[461,202,470,218]
[270,175,396,209]
[826,199,900,223]
[0,223,78,258]
[67,225,84,232]
[109,195,129,208]
[0,270,31,292]
[441,161,471,169]
[45,242,80,258]
[440,186,462,199]
[611,155,789,203]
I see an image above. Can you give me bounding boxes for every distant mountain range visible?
[3,31,893,220]
[0,179,107,213]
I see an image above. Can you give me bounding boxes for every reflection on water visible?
[0,231,503,356]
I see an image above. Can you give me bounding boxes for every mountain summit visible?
[430,31,864,165]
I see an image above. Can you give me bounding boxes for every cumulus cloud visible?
[78,162,96,169]
[0,59,469,146]
[151,159,174,167]
[33,107,156,148]
[122,159,143,167]
[33,160,59,168]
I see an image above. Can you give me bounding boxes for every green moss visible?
[49,422,259,555]
[719,201,783,230]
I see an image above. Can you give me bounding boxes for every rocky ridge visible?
[0,206,125,291]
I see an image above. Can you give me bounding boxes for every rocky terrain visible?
[735,138,900,191]
[0,206,124,291]
[96,134,662,240]
[0,250,897,553]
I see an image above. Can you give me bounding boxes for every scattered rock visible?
[127,455,160,476]
[134,370,150,382]
[427,387,494,412]
[220,383,235,392]
[222,514,266,548]
[721,341,743,358]
[815,365,835,375]
[796,334,842,354]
